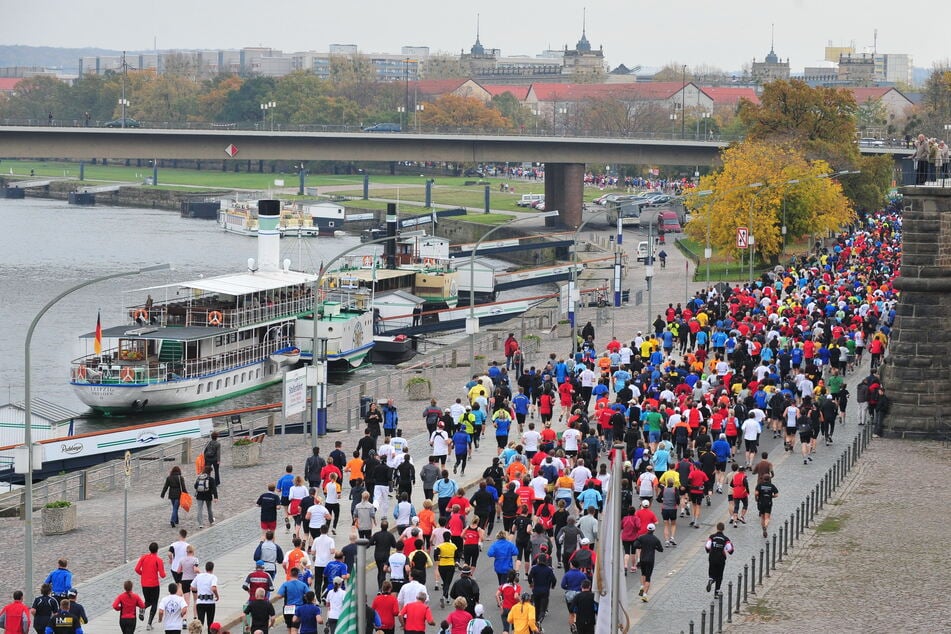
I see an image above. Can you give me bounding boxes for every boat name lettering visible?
[137,431,160,444]
[61,442,84,455]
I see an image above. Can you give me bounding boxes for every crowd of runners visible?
[2,202,901,634]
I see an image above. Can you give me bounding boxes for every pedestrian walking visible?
[704,522,734,597]
[194,466,218,528]
[202,432,221,486]
[160,466,188,528]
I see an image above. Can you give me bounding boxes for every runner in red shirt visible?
[134,542,167,629]
[111,580,145,634]
[0,590,31,634]
[399,596,435,634]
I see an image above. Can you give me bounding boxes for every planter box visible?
[556,323,572,338]
[42,505,77,535]
[231,442,261,468]
[406,380,432,401]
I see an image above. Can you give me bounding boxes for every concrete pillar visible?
[881,186,951,438]
[544,162,585,228]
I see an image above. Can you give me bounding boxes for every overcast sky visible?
[3,0,948,73]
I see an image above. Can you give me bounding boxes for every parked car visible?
[104,118,140,128]
[858,137,885,147]
[516,194,544,207]
[362,123,402,132]
[463,168,485,178]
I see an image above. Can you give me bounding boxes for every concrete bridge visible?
[0,126,904,227]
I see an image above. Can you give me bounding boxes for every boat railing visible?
[71,337,293,384]
[126,295,316,329]
[179,337,293,378]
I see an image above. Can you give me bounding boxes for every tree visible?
[0,75,70,121]
[652,63,692,83]
[855,97,888,137]
[739,80,857,157]
[418,94,511,131]
[491,92,534,132]
[198,75,244,121]
[684,141,854,264]
[217,76,277,123]
[422,54,468,80]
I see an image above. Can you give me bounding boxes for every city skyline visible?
[2,0,947,73]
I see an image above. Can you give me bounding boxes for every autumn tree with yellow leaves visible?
[684,141,855,264]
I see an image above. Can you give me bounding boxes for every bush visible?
[233,437,254,446]
[44,500,71,509]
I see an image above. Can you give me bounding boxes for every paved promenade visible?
[0,210,907,633]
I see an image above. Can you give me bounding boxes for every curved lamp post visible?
[310,235,401,444]
[23,262,172,593]
[468,211,559,370]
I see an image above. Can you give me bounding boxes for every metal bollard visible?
[759,548,765,584]
[718,592,724,632]
[743,564,749,602]
[690,621,695,634]
[737,573,743,612]
[784,519,790,555]
[796,507,801,537]
[750,556,756,594]
[701,610,706,634]
[710,602,716,634]
[765,541,771,577]
[727,582,733,623]
[771,533,777,569]
[778,525,784,562]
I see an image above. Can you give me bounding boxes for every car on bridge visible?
[858,137,885,147]
[104,117,140,128]
[362,123,402,132]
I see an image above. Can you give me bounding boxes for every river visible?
[0,197,369,430]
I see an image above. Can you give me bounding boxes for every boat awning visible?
[132,270,320,296]
[333,269,414,283]
[80,325,235,342]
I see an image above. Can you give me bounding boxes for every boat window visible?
[207,382,212,392]
[197,384,202,395]
[216,379,221,390]
[256,369,260,378]
[241,372,246,383]
[225,377,230,387]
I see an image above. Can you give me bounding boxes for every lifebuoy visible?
[77,365,87,380]
[208,310,223,326]
[120,367,135,382]
[133,308,148,322]
[362,256,373,267]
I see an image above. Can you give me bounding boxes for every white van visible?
[635,241,650,263]
[516,194,544,207]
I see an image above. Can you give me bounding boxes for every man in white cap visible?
[631,523,664,602]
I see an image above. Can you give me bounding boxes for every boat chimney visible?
[257,199,281,272]
[385,202,398,269]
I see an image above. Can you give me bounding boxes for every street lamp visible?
[569,208,612,355]
[118,98,130,128]
[681,64,687,139]
[468,211,559,370]
[415,104,424,133]
[397,106,406,130]
[557,107,567,135]
[22,263,172,593]
[260,101,276,131]
[311,235,401,443]
[669,112,678,138]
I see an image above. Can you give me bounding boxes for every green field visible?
[676,237,773,282]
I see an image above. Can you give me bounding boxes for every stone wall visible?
[881,186,951,438]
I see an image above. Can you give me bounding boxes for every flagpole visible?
[356,537,369,634]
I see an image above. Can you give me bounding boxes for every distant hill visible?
[0,45,128,74]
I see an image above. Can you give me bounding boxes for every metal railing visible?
[677,423,874,634]
[127,294,317,329]
[0,438,193,517]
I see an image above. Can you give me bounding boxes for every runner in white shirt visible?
[449,400,467,425]
[529,474,549,502]
[522,426,541,456]
[562,427,582,458]
[377,440,395,469]
[157,585,188,632]
[637,468,658,500]
[430,425,450,464]
[619,345,634,366]
[569,463,592,494]
[741,415,761,466]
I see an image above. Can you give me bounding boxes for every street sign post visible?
[123,450,132,562]
[736,226,749,249]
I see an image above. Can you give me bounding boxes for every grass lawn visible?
[327,184,542,213]
[457,213,512,224]
[676,237,773,282]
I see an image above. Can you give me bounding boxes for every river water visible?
[0,197,366,429]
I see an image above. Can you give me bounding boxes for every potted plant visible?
[231,437,261,467]
[405,375,432,401]
[42,500,76,535]
[556,319,572,338]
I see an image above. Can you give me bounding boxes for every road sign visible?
[224,144,239,157]
[736,226,749,249]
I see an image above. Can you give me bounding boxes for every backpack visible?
[196,474,210,493]
[856,381,869,404]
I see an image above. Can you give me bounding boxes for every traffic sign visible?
[736,226,749,249]
[224,144,239,157]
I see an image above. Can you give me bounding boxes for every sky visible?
[3,0,949,74]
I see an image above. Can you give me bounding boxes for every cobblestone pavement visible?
[728,439,951,633]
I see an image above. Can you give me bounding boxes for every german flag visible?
[94,311,102,355]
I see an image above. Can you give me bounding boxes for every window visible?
[197,384,202,395]
[216,379,221,390]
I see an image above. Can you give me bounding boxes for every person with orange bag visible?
[161,466,189,528]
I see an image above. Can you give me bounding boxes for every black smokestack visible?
[385,202,398,269]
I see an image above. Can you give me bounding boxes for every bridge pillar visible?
[544,163,584,228]
[881,186,951,438]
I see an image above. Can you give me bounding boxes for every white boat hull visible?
[71,358,284,414]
